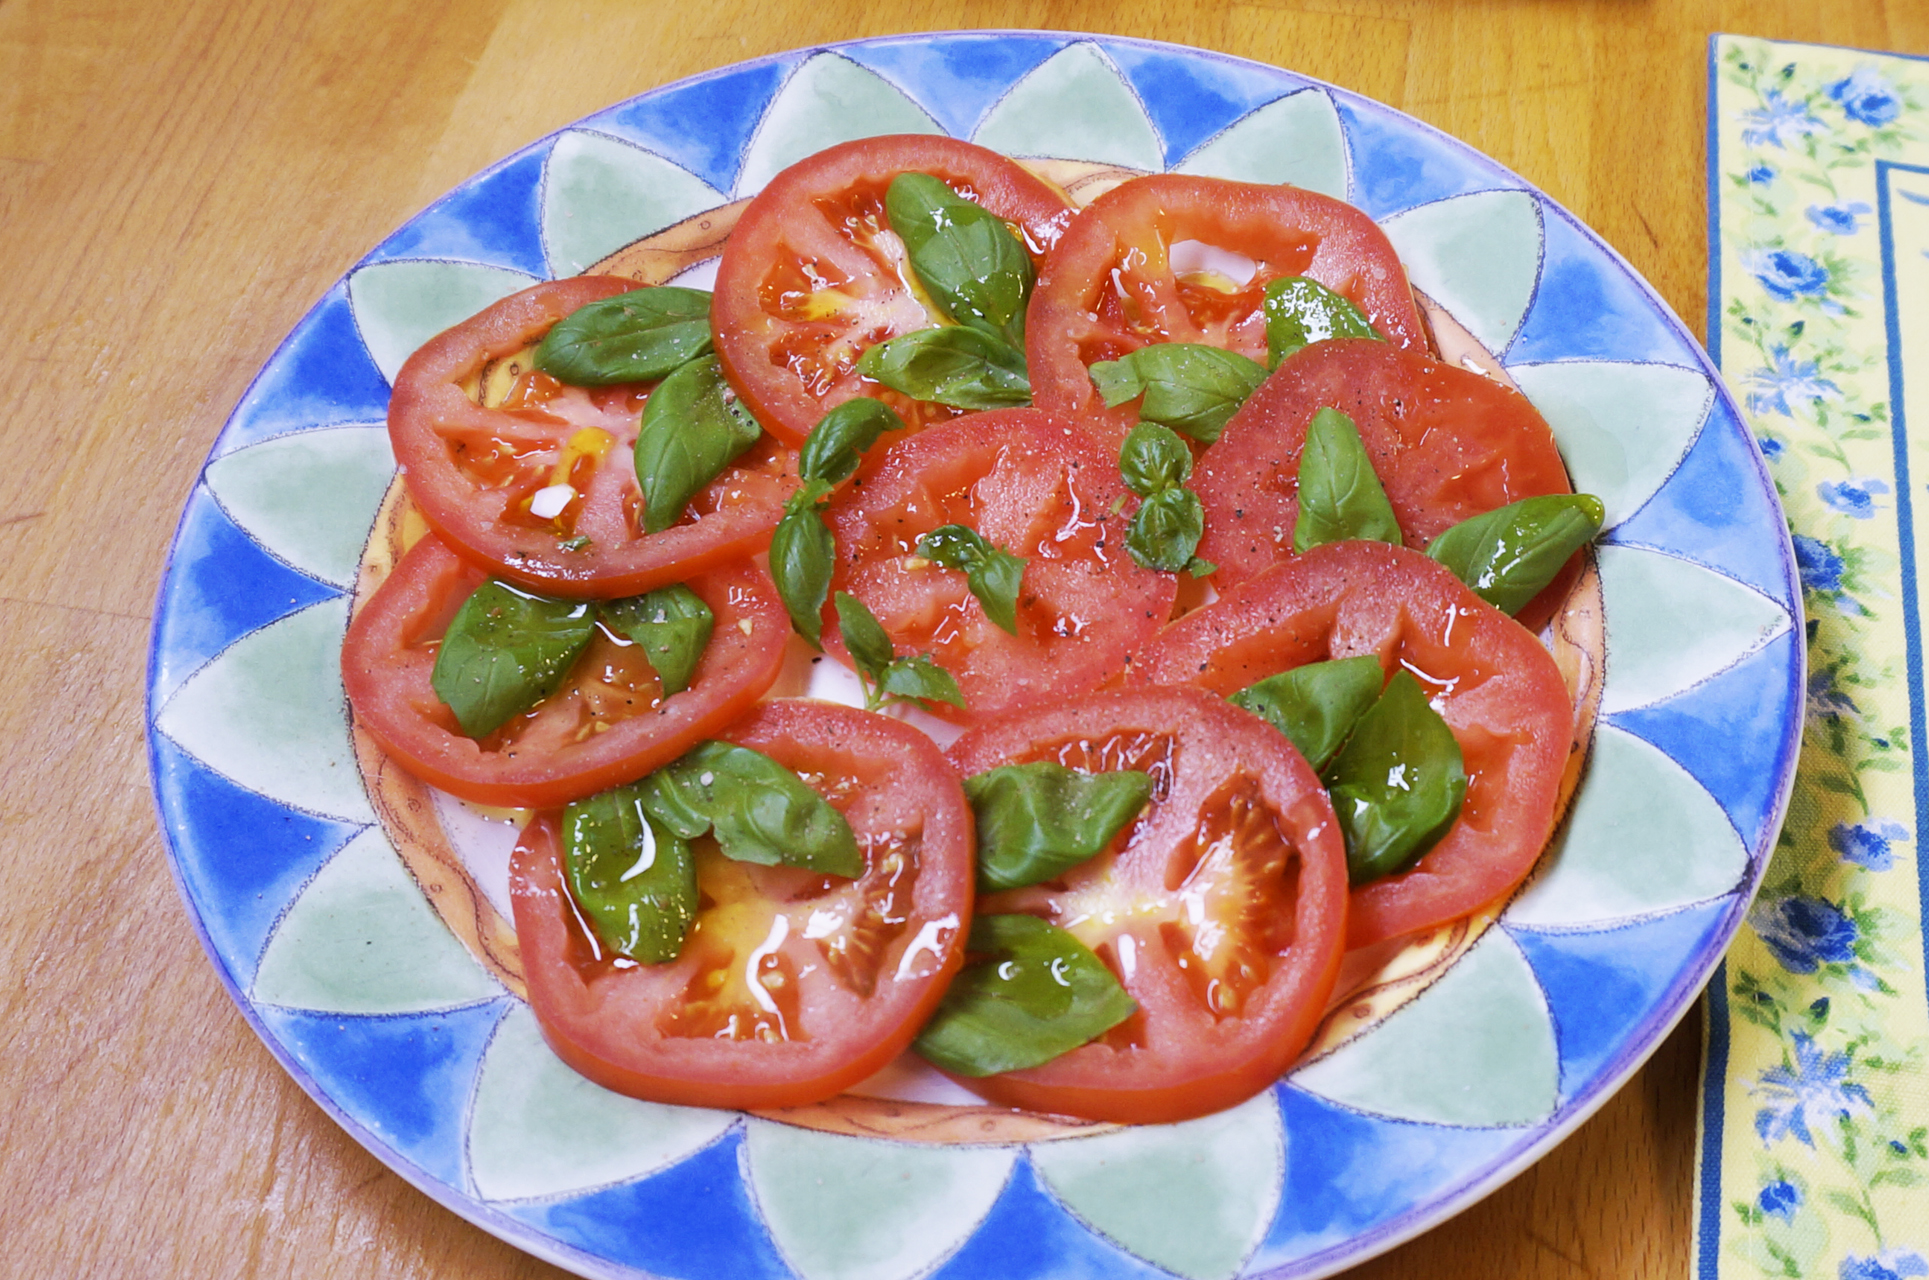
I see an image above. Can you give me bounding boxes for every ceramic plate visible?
[146,32,1802,1280]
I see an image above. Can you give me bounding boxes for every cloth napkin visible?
[1698,34,1929,1280]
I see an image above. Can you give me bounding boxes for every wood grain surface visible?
[4,0,1924,1276]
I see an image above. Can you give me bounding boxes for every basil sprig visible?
[833,593,965,714]
[533,287,715,386]
[771,400,907,646]
[1087,343,1267,444]
[634,354,764,534]
[1230,654,1386,771]
[912,914,1138,1077]
[1292,407,1402,553]
[563,782,699,963]
[430,580,596,738]
[1118,423,1211,575]
[1426,494,1607,615]
[887,173,1034,350]
[1263,276,1383,367]
[964,763,1152,892]
[600,584,713,696]
[856,327,1031,410]
[639,741,862,878]
[1323,670,1467,885]
[917,525,1027,634]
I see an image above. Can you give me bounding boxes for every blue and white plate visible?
[146,32,1802,1280]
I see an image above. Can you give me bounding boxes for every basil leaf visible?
[533,287,715,386]
[964,763,1153,893]
[887,172,1035,350]
[1186,557,1216,578]
[856,326,1031,410]
[771,504,837,647]
[1230,654,1385,771]
[799,398,906,485]
[599,584,714,697]
[878,655,966,711]
[1263,276,1383,367]
[1292,407,1403,553]
[1118,422,1193,498]
[640,741,862,878]
[430,581,596,738]
[917,524,1026,635]
[1426,494,1607,616]
[1088,358,1145,408]
[1126,486,1205,573]
[833,593,965,713]
[833,591,897,686]
[1322,670,1467,885]
[563,783,698,963]
[1091,344,1267,444]
[634,354,764,534]
[912,914,1138,1077]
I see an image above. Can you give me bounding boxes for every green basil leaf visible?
[917,524,1026,635]
[1094,344,1267,444]
[878,655,966,711]
[640,741,862,878]
[833,591,897,687]
[1263,276,1383,367]
[634,354,764,534]
[1230,654,1385,771]
[963,762,1153,893]
[855,326,1031,410]
[599,584,714,697]
[430,581,596,738]
[532,287,715,386]
[563,783,698,963]
[1186,557,1216,578]
[912,914,1138,1077]
[1088,358,1145,408]
[1118,422,1193,498]
[1292,406,1403,553]
[1425,494,1607,616]
[1322,670,1467,886]
[1126,486,1205,573]
[798,398,906,485]
[772,506,837,647]
[886,173,1035,350]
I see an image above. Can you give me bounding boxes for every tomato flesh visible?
[943,686,1348,1124]
[512,700,974,1110]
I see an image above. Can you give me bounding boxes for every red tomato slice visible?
[1192,338,1576,605]
[341,534,788,809]
[388,275,798,598]
[821,408,1178,724]
[711,135,1076,447]
[1129,540,1572,947]
[1026,175,1427,443]
[511,700,974,1110]
[943,685,1348,1125]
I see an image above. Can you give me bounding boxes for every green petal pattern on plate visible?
[1030,1092,1285,1280]
[1595,543,1792,714]
[252,828,500,1013]
[1174,90,1348,197]
[347,259,537,383]
[204,425,395,589]
[744,1120,1016,1280]
[467,1006,736,1202]
[972,42,1163,170]
[736,52,943,196]
[1380,190,1543,354]
[542,130,728,275]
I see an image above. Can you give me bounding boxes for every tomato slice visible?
[820,408,1179,724]
[1026,175,1427,443]
[942,685,1347,1124]
[1192,338,1576,600]
[1129,540,1572,947]
[388,276,798,598]
[511,700,974,1110]
[711,136,1076,447]
[341,534,788,809]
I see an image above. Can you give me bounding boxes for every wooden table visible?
[5,0,1923,1275]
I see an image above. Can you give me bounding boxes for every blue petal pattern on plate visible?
[146,32,1801,1280]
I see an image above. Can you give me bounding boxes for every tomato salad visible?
[342,133,1601,1124]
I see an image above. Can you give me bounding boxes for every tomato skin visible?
[1192,338,1575,596]
[1129,540,1572,947]
[943,686,1348,1125]
[1026,175,1427,443]
[512,700,974,1110]
[388,276,798,599]
[712,136,1076,447]
[341,535,788,809]
[820,408,1179,725]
